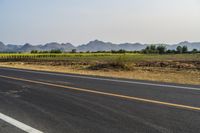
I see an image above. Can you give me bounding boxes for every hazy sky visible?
[0,0,200,45]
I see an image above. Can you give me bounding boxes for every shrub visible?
[31,50,38,54]
[71,49,77,53]
[182,46,188,53]
[50,50,62,54]
[156,45,166,54]
[176,46,183,54]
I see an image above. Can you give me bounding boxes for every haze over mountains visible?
[0,40,200,52]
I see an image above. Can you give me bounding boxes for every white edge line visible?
[0,67,200,91]
[0,112,43,133]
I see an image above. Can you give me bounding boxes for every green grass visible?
[0,53,199,63]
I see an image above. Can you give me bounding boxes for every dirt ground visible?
[0,62,199,85]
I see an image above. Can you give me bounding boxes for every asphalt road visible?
[0,67,199,133]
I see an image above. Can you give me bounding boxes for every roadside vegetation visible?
[0,45,199,85]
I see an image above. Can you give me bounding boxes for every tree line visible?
[31,49,63,54]
[142,45,199,54]
[29,45,199,54]
[143,45,178,54]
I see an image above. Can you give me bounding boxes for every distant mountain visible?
[167,41,200,51]
[6,44,22,52]
[77,40,146,52]
[0,42,6,51]
[41,42,75,51]
[77,40,119,52]
[20,43,40,52]
[0,40,199,52]
[0,42,75,52]
[118,43,146,51]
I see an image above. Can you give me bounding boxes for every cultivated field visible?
[0,53,199,85]
[0,53,199,62]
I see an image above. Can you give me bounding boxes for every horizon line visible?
[0,40,199,46]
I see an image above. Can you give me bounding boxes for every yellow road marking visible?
[0,75,200,111]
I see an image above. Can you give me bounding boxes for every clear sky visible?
[0,0,200,45]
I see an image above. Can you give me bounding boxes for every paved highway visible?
[0,67,199,133]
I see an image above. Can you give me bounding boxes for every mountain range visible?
[0,40,200,52]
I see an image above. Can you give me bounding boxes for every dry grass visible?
[0,62,199,85]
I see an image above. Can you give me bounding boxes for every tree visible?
[50,49,62,53]
[182,46,188,53]
[166,49,176,54]
[192,49,198,53]
[176,46,183,54]
[71,49,77,53]
[143,45,155,54]
[146,46,150,50]
[111,49,126,54]
[143,45,165,54]
[156,45,166,54]
[150,45,156,51]
[31,50,38,54]
[118,49,126,53]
